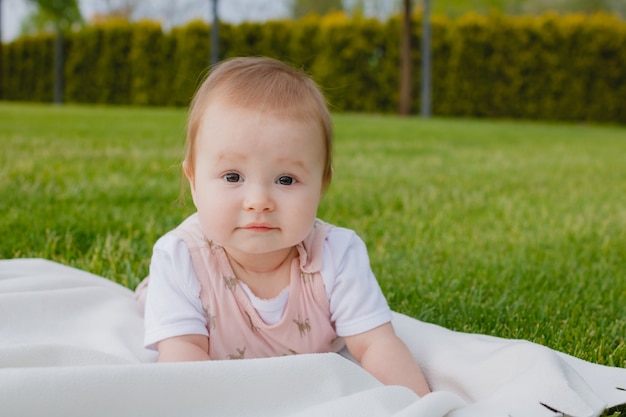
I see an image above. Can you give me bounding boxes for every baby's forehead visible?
[199,99,323,135]
[195,110,326,169]
[205,88,321,119]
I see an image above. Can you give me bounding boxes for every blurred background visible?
[3,0,624,42]
[1,0,625,122]
[3,0,625,42]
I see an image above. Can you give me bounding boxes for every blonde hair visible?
[184,57,333,190]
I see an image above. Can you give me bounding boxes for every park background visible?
[1,0,625,398]
[2,0,626,122]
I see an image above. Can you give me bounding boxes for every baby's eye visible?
[277,176,296,186]
[223,173,242,183]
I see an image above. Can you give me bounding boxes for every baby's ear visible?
[182,160,194,187]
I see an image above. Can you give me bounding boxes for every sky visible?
[1,0,293,41]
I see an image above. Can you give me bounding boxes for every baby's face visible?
[187,101,326,259]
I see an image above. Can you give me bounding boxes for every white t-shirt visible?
[144,225,392,350]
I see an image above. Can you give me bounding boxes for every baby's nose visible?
[243,185,275,212]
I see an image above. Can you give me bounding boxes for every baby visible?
[141,57,431,397]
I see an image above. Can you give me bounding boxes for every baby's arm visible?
[145,234,211,362]
[157,334,210,362]
[344,322,431,397]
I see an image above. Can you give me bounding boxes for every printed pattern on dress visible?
[293,317,311,337]
[223,275,237,291]
[203,304,217,331]
[226,347,246,360]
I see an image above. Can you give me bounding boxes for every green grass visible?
[1,102,625,371]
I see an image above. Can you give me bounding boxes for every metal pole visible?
[54,29,63,104]
[421,0,431,118]
[210,0,219,65]
[399,0,412,116]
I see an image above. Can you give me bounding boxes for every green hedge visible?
[312,13,394,113]
[65,26,103,103]
[95,20,133,105]
[2,34,55,102]
[2,12,625,123]
[438,12,626,122]
[129,20,171,106]
[170,20,210,107]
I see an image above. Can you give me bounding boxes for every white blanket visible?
[1,258,625,417]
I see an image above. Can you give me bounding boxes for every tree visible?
[399,0,431,117]
[24,0,83,104]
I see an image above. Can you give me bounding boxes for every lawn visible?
[1,102,625,370]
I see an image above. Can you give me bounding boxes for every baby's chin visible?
[222,242,298,258]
